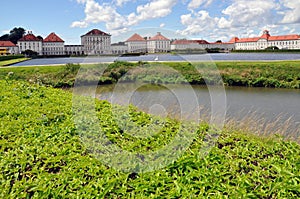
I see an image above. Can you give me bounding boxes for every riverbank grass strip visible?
[1,61,299,88]
[0,58,30,66]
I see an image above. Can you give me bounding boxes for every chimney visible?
[157,32,161,35]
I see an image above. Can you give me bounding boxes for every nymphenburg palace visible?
[0,29,299,56]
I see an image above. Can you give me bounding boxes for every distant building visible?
[43,32,65,55]
[147,32,171,53]
[18,31,43,55]
[171,31,299,51]
[208,41,235,51]
[65,45,84,56]
[81,29,111,55]
[125,33,147,53]
[171,40,210,51]
[233,30,300,50]
[171,39,234,51]
[194,40,211,49]
[0,41,19,55]
[111,42,128,55]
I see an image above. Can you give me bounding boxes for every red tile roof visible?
[126,33,146,42]
[229,37,239,43]
[194,40,210,44]
[18,33,41,42]
[234,30,300,43]
[148,32,170,41]
[0,41,16,47]
[82,29,110,37]
[44,32,64,42]
[236,37,260,43]
[260,33,270,40]
[268,35,300,41]
[172,39,211,45]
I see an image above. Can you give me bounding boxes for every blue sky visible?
[1,0,300,44]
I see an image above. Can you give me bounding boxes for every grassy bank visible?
[0,55,30,66]
[0,58,30,66]
[0,80,299,198]
[1,61,300,88]
[214,61,300,88]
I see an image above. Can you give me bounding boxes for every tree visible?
[0,27,26,44]
[266,46,279,50]
[0,34,9,41]
[37,36,43,40]
[22,49,38,58]
[9,27,26,44]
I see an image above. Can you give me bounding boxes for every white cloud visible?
[71,0,300,42]
[136,0,177,20]
[282,25,296,34]
[280,0,300,24]
[283,26,290,31]
[178,0,290,42]
[218,17,232,29]
[71,0,177,35]
[71,21,88,28]
[76,0,88,4]
[221,0,279,28]
[71,0,128,33]
[115,0,132,7]
[187,0,213,10]
[160,23,166,28]
[178,10,218,35]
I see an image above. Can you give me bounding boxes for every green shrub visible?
[64,63,80,74]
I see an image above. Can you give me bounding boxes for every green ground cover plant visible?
[0,80,299,198]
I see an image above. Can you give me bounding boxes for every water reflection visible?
[95,83,300,138]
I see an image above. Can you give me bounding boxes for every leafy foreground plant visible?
[0,80,299,198]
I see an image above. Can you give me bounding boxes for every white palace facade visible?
[125,33,147,53]
[171,30,300,52]
[81,29,111,55]
[1,29,299,56]
[17,31,43,55]
[233,30,300,50]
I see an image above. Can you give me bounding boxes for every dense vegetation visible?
[0,55,25,62]
[1,61,300,88]
[215,61,300,88]
[0,80,299,198]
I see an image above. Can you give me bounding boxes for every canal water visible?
[91,83,300,137]
[11,53,300,66]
